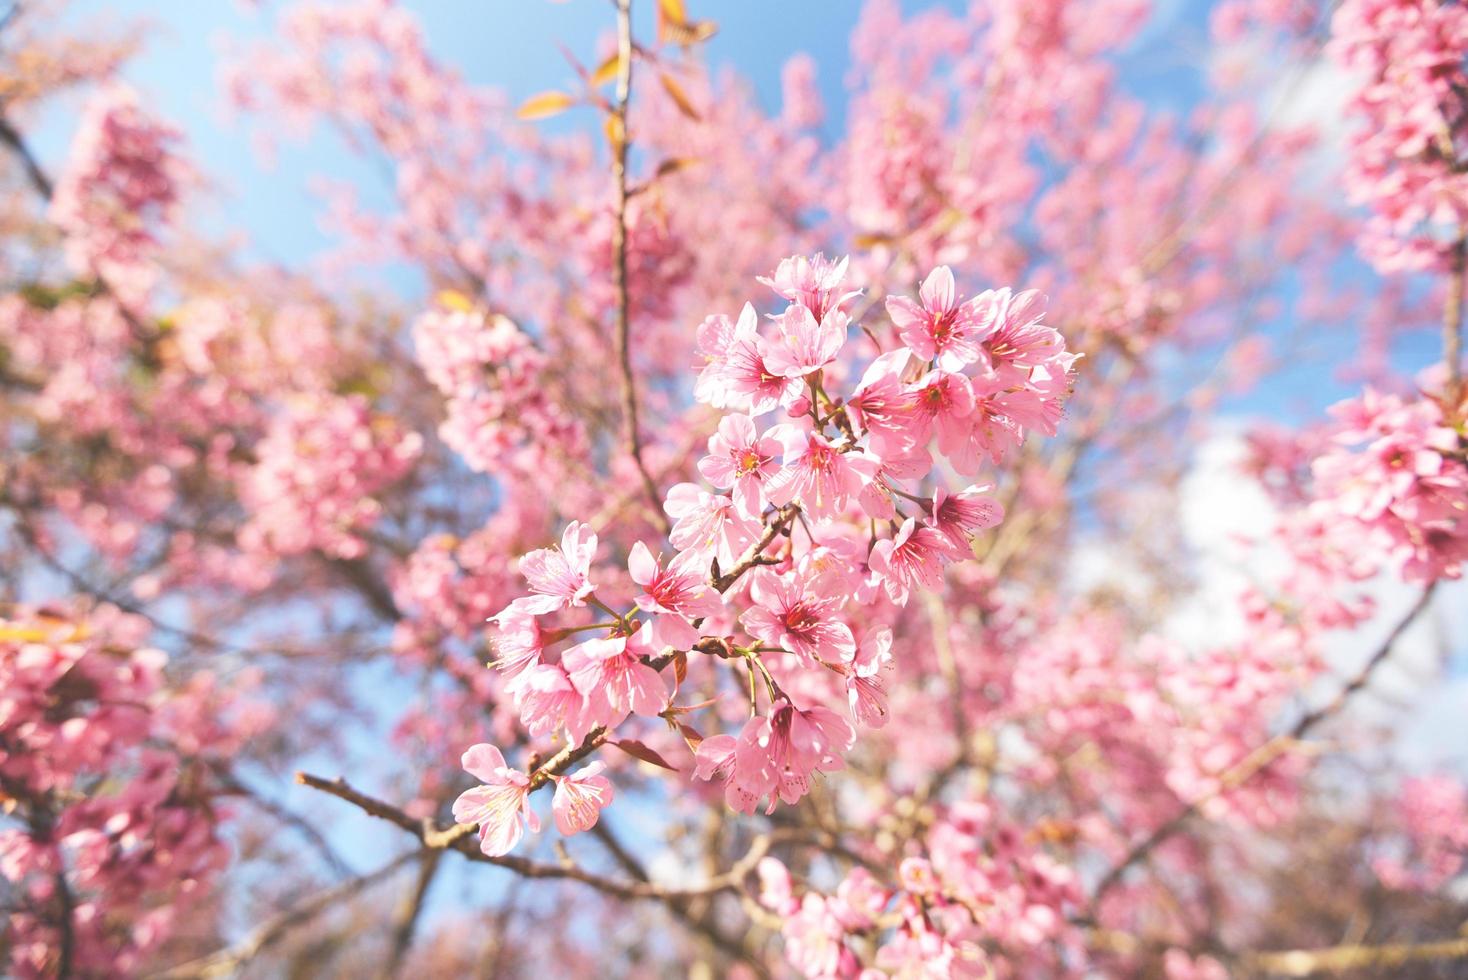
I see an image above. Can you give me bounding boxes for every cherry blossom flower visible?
[562,635,669,728]
[511,521,598,615]
[765,425,878,520]
[452,743,539,857]
[757,253,861,322]
[742,569,856,663]
[887,265,992,370]
[628,541,724,649]
[870,517,959,605]
[698,413,782,517]
[551,762,614,836]
[762,303,848,378]
[929,484,1005,550]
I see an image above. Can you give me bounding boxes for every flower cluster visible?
[48,84,185,307]
[239,392,423,561]
[1371,774,1468,891]
[1330,0,1468,272]
[0,605,267,978]
[1308,387,1467,582]
[756,801,1084,979]
[413,302,585,475]
[450,255,1075,855]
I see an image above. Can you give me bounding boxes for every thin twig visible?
[609,0,671,537]
[150,850,421,979]
[294,770,781,901]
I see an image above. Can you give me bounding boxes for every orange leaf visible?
[435,289,474,313]
[662,18,717,46]
[516,90,576,121]
[673,650,688,685]
[659,72,701,121]
[590,52,622,88]
[603,113,626,152]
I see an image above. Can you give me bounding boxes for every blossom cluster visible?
[239,391,423,561]
[412,303,584,475]
[1330,0,1468,272]
[1372,774,1468,891]
[0,605,268,978]
[449,255,1076,856]
[1308,387,1467,583]
[48,84,185,307]
[756,801,1083,979]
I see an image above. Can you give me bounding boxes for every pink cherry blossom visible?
[697,413,783,517]
[869,517,960,605]
[761,304,848,379]
[512,521,599,615]
[743,569,856,664]
[452,743,539,857]
[551,762,614,836]
[628,541,724,649]
[765,425,879,520]
[887,265,993,370]
[757,252,861,322]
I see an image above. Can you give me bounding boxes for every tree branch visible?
[151,850,421,979]
[294,770,781,901]
[609,0,671,537]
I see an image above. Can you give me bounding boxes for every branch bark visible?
[609,0,672,537]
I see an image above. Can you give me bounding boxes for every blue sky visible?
[42,0,1203,274]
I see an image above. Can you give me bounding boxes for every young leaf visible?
[516,90,577,121]
[590,52,622,88]
[611,739,679,771]
[659,73,701,121]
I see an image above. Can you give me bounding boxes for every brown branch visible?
[378,849,443,980]
[53,869,75,980]
[1444,230,1466,410]
[609,0,671,537]
[1246,935,1468,977]
[150,850,421,979]
[294,770,779,901]
[0,113,54,199]
[1090,585,1436,906]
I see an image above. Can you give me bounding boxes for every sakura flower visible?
[858,442,932,521]
[910,369,976,458]
[765,425,878,520]
[693,312,738,406]
[843,626,894,728]
[887,265,992,370]
[508,664,598,743]
[693,701,855,813]
[757,252,861,322]
[929,484,1005,550]
[563,634,669,728]
[742,569,855,663]
[628,541,724,649]
[550,761,614,836]
[452,743,538,857]
[762,304,848,379]
[510,521,597,616]
[664,482,761,569]
[720,303,802,417]
[698,413,782,517]
[847,348,919,453]
[488,604,547,678]
[870,517,959,605]
[979,287,1061,385]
